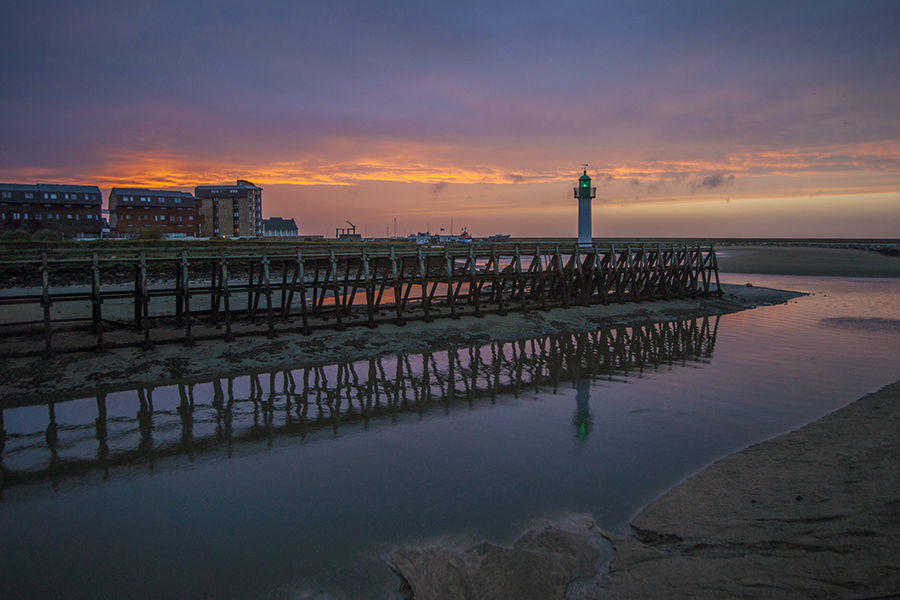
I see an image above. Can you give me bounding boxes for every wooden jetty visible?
[0,243,720,357]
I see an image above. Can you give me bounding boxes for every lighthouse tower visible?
[574,169,596,246]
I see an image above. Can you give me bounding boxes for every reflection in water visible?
[574,379,593,442]
[0,316,718,496]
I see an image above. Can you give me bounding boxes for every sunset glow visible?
[1,1,897,237]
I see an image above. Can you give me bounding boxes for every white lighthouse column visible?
[578,196,591,246]
[575,169,595,247]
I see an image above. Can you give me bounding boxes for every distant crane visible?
[335,219,359,239]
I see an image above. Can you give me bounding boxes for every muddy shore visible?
[389,381,900,599]
[0,283,799,404]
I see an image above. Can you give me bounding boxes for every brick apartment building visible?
[0,183,103,238]
[194,179,262,238]
[108,188,200,238]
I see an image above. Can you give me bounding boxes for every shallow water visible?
[1,275,898,599]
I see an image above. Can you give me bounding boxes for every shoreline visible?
[389,380,900,599]
[0,283,800,405]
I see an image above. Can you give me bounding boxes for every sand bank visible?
[592,380,900,599]
[717,245,900,277]
[0,283,800,405]
[389,382,900,599]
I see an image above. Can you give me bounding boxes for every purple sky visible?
[1,0,898,237]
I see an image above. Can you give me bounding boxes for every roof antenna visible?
[582,162,590,175]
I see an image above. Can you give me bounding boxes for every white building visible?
[262,217,298,237]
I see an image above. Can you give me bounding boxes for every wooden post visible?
[445,249,458,319]
[469,245,482,317]
[220,253,233,341]
[330,251,343,330]
[534,246,548,310]
[390,248,405,325]
[139,251,150,348]
[363,251,376,328]
[418,247,431,322]
[493,249,506,315]
[133,256,142,327]
[296,249,310,334]
[91,252,103,349]
[262,250,275,338]
[181,252,193,345]
[40,252,52,355]
[209,257,218,318]
[175,258,184,323]
[711,244,721,295]
[513,246,527,312]
[247,260,255,320]
[280,259,289,314]
[555,246,568,308]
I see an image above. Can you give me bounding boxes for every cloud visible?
[432,181,449,194]
[506,172,527,183]
[691,172,735,191]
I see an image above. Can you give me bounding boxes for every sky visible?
[1,0,898,238]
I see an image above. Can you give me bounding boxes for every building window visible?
[13,213,20,219]
[1,192,10,199]
[174,198,181,204]
[23,212,29,219]
[25,192,33,199]
[36,213,42,220]
[86,213,92,220]
[50,193,57,199]
[67,214,72,219]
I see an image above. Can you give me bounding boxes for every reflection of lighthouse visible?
[573,378,593,442]
[574,169,596,247]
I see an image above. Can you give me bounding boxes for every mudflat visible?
[717,245,900,277]
[0,283,800,404]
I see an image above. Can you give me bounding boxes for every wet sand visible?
[389,381,900,599]
[718,245,900,277]
[0,283,800,404]
[592,380,900,599]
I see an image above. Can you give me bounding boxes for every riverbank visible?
[389,380,900,599]
[0,283,800,404]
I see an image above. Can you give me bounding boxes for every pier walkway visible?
[0,243,720,356]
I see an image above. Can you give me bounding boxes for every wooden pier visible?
[0,243,720,357]
[0,316,718,492]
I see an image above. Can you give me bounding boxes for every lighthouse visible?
[574,169,596,246]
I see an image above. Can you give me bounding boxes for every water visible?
[1,275,898,599]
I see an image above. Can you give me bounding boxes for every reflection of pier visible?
[0,317,718,495]
[0,244,720,356]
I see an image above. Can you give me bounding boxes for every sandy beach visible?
[389,381,900,599]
